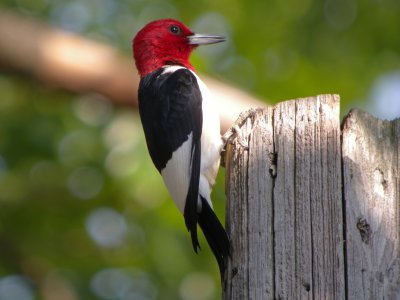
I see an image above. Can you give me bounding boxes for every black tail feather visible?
[184,143,201,253]
[198,196,230,280]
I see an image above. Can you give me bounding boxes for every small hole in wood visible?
[303,282,311,292]
[231,267,238,278]
[356,217,371,244]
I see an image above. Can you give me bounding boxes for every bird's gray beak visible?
[188,33,226,45]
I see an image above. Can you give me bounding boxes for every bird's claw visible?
[222,108,260,150]
[222,124,248,149]
[220,108,261,167]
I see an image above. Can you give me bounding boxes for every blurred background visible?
[0,0,399,299]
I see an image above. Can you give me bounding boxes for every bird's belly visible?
[190,70,222,206]
[200,90,222,188]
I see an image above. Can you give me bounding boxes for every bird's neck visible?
[134,43,196,77]
[138,58,195,77]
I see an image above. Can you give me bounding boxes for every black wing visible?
[138,67,203,251]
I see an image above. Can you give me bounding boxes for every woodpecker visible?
[132,19,230,276]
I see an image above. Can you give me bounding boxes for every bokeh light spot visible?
[73,93,113,127]
[103,112,140,150]
[58,130,101,166]
[105,145,138,178]
[85,207,127,248]
[368,71,400,120]
[324,0,358,31]
[90,268,156,300]
[51,1,91,32]
[0,275,34,300]
[191,12,231,58]
[67,166,104,200]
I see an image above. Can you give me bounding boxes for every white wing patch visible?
[161,133,193,214]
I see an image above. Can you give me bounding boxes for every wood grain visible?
[342,109,400,299]
[223,95,345,299]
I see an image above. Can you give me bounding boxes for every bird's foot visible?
[220,108,261,167]
[222,108,260,149]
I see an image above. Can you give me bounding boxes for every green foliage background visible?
[0,0,399,299]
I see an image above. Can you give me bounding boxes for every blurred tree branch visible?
[0,10,266,131]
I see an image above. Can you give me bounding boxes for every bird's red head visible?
[133,19,225,77]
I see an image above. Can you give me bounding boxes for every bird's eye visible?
[169,25,181,35]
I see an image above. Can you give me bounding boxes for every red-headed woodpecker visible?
[132,19,230,276]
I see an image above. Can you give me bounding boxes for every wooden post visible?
[223,94,400,299]
[342,110,400,299]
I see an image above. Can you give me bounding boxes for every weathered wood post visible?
[342,110,400,299]
[223,94,400,299]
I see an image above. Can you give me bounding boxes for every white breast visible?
[190,71,222,209]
